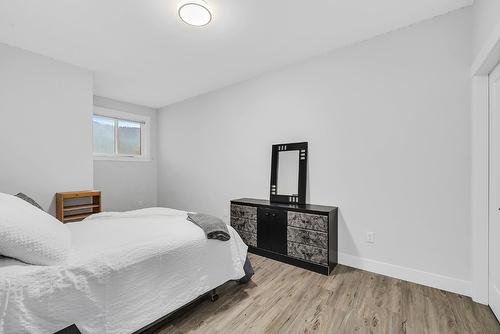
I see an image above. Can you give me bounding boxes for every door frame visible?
[489,64,500,319]
[471,20,500,305]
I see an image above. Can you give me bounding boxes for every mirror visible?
[270,142,307,204]
[277,151,299,195]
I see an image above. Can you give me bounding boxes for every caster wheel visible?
[210,293,219,302]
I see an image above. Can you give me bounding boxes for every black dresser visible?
[230,198,338,275]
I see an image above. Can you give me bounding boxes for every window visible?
[93,107,150,161]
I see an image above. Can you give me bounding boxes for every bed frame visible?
[133,288,220,334]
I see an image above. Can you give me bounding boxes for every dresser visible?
[230,198,338,275]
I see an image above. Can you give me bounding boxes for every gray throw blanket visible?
[186,212,254,283]
[187,213,230,241]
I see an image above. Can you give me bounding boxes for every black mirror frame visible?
[270,142,308,205]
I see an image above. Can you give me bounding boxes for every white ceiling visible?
[0,0,472,108]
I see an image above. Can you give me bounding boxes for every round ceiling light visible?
[178,0,212,27]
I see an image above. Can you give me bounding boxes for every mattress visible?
[0,207,248,334]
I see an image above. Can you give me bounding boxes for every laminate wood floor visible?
[155,254,500,334]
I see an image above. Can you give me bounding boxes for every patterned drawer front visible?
[287,212,328,232]
[231,204,257,220]
[238,230,257,247]
[230,217,257,234]
[287,226,328,249]
[288,242,327,265]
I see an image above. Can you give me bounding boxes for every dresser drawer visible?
[287,226,328,249]
[230,204,257,220]
[288,242,328,265]
[238,230,257,247]
[230,216,257,234]
[287,212,328,232]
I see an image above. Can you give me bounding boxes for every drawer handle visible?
[265,213,269,216]
[272,213,276,217]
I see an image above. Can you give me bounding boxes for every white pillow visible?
[0,193,71,265]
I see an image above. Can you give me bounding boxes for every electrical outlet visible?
[366,232,375,244]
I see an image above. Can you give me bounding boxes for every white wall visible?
[0,45,158,215]
[473,0,500,57]
[0,43,93,214]
[158,9,473,294]
[93,96,158,212]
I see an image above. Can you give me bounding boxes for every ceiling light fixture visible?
[177,0,212,27]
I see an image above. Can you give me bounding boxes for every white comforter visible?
[0,208,248,334]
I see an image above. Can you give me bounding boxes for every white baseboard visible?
[338,252,471,297]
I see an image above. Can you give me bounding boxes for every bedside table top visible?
[56,190,101,198]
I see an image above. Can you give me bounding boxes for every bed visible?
[0,207,249,334]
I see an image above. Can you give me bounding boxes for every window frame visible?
[93,106,151,162]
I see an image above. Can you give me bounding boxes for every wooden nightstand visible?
[56,190,102,223]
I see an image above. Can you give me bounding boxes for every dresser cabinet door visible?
[257,208,287,255]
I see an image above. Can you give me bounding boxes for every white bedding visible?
[0,208,248,334]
